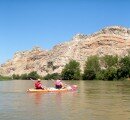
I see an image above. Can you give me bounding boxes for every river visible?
[0,80,130,120]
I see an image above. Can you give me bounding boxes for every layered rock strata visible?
[1,26,130,76]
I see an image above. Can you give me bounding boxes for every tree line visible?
[1,54,130,80]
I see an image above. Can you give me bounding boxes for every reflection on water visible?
[31,93,43,105]
[0,80,130,120]
[28,92,63,106]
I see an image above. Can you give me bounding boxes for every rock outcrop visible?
[1,26,130,76]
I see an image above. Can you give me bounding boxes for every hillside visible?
[1,26,130,76]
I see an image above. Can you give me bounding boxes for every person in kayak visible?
[35,79,44,89]
[54,80,64,89]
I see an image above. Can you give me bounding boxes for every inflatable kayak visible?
[27,85,78,93]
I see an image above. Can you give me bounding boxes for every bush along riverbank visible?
[1,54,130,81]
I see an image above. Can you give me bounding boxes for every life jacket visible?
[35,81,42,89]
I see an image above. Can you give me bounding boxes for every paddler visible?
[34,79,44,89]
[54,79,64,89]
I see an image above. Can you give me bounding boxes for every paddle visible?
[30,78,36,81]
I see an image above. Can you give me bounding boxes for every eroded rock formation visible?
[1,26,130,76]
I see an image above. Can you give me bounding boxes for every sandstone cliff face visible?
[1,26,130,76]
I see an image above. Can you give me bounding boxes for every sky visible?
[0,0,130,64]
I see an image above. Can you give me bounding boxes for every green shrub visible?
[82,69,95,80]
[20,73,28,80]
[101,55,118,69]
[0,75,12,80]
[96,70,106,80]
[27,71,40,80]
[104,67,117,80]
[85,55,100,73]
[44,73,61,80]
[12,74,20,79]
[61,60,81,80]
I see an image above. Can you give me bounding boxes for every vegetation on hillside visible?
[43,73,61,80]
[61,60,81,80]
[1,54,130,80]
[82,55,100,80]
[6,71,41,80]
[0,75,12,80]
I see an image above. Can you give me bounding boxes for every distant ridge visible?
[1,26,130,76]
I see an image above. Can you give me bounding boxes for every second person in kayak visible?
[54,80,64,89]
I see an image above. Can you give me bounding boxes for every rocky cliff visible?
[1,26,130,76]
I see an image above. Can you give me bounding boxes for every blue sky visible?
[0,0,130,64]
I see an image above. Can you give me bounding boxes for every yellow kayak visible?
[27,85,78,93]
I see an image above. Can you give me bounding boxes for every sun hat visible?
[37,79,41,81]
